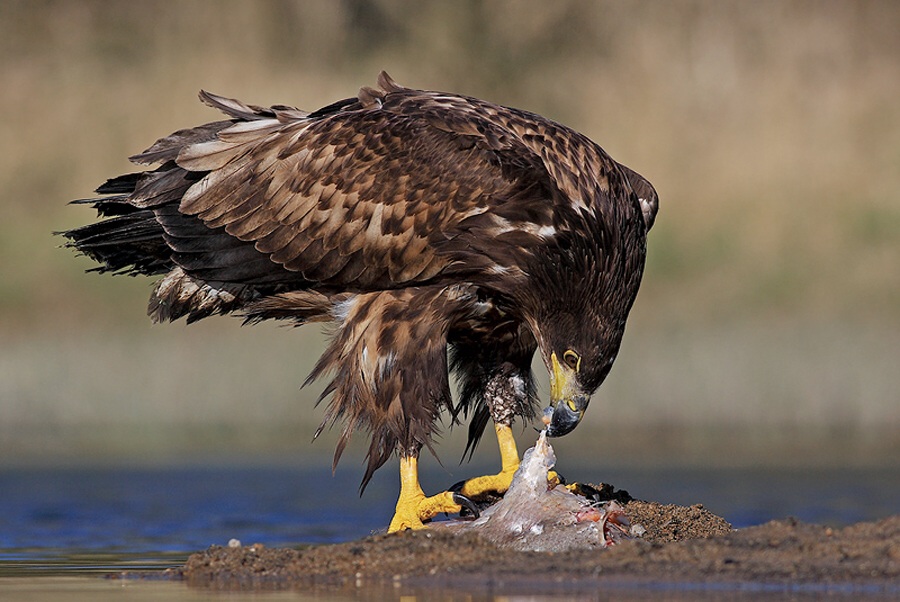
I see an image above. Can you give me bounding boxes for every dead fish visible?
[440,430,630,551]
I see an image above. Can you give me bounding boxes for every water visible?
[0,465,397,559]
[0,463,897,599]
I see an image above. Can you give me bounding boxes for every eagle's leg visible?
[454,365,529,500]
[388,452,478,532]
[455,422,520,500]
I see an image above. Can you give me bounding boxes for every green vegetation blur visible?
[1,1,897,466]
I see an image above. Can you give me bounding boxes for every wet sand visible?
[166,493,899,595]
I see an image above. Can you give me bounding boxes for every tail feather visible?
[96,172,143,195]
[60,209,170,276]
[62,88,315,324]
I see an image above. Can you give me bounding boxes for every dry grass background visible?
[0,0,897,466]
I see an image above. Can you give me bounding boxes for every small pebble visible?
[228,538,241,548]
[630,524,646,537]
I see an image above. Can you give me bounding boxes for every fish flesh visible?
[440,430,631,551]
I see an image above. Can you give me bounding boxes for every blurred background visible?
[1,0,898,472]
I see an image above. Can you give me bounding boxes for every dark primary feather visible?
[61,71,658,487]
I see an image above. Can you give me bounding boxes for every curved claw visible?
[452,492,480,519]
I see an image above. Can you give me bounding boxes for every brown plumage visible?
[63,72,658,493]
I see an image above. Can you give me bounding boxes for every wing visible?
[152,73,562,294]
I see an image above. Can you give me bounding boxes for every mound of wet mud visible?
[172,511,899,594]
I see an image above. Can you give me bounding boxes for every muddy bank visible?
[166,497,899,594]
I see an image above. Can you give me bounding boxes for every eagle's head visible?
[537,310,625,437]
[525,169,655,437]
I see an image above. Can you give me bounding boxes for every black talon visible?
[448,480,466,493]
[452,492,480,519]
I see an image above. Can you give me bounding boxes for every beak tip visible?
[545,405,581,438]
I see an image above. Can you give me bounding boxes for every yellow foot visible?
[547,470,586,494]
[387,489,462,532]
[455,466,518,500]
[548,469,563,489]
[454,422,521,501]
[387,456,480,532]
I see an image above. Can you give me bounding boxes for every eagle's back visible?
[63,72,655,324]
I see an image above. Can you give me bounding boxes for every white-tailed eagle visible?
[63,72,658,531]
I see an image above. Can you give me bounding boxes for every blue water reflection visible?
[1,466,392,553]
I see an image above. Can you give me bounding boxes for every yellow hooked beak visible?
[546,352,589,437]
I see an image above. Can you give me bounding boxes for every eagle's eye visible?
[563,349,580,371]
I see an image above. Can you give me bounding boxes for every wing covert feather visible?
[176,101,552,291]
